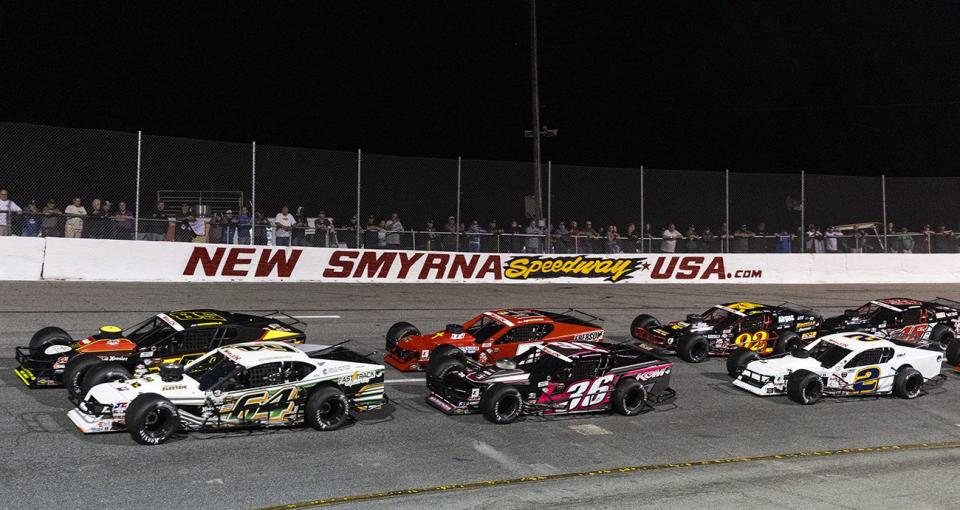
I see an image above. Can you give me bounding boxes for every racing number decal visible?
[168,311,226,321]
[852,366,881,393]
[566,375,614,410]
[899,324,929,338]
[227,387,300,421]
[734,331,771,353]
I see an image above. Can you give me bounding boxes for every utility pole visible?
[528,0,543,221]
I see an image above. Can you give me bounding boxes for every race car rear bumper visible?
[425,393,474,415]
[67,408,122,434]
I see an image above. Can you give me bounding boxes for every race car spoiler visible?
[262,311,304,328]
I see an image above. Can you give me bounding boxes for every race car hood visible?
[84,373,201,406]
[465,367,530,385]
[822,314,871,332]
[641,321,712,343]
[743,353,825,378]
[73,336,137,354]
[397,331,475,351]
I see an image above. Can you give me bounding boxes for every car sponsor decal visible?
[157,313,185,332]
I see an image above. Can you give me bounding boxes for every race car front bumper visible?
[383,351,425,372]
[13,347,62,387]
[732,369,783,396]
[67,408,122,434]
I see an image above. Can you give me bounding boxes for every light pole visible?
[523,0,556,222]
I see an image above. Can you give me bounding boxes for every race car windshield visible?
[857,303,898,324]
[467,317,505,342]
[809,342,852,369]
[190,356,239,391]
[699,307,736,326]
[122,317,174,345]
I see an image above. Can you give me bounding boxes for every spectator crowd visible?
[2,187,958,254]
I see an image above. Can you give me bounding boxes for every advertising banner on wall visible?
[25,237,960,284]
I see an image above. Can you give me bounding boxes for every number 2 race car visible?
[821,298,960,355]
[384,308,604,372]
[69,342,385,445]
[426,341,675,424]
[731,332,945,404]
[14,310,306,400]
[631,301,821,363]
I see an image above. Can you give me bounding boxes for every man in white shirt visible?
[384,212,403,249]
[64,197,87,238]
[661,223,682,253]
[0,188,22,236]
[824,226,843,253]
[274,206,295,247]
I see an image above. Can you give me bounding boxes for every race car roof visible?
[484,309,552,326]
[873,298,922,311]
[818,331,896,350]
[218,342,312,367]
[717,302,774,316]
[160,310,300,330]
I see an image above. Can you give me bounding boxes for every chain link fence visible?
[1,122,958,254]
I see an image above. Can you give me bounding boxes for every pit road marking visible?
[291,315,341,319]
[253,439,960,510]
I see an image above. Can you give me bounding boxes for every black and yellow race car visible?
[14,309,305,398]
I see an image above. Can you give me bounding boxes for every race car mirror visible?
[160,362,184,382]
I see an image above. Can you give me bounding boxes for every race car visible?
[425,341,674,424]
[68,341,385,445]
[822,298,960,353]
[731,332,945,404]
[14,309,306,399]
[630,301,821,363]
[384,308,604,372]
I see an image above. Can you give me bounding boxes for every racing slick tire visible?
[630,314,660,339]
[126,393,180,445]
[947,339,960,366]
[28,326,72,356]
[80,362,132,398]
[304,385,350,431]
[385,322,420,350]
[726,348,760,378]
[611,377,648,416]
[929,325,956,352]
[893,366,923,399]
[786,370,823,405]
[480,384,522,424]
[677,335,710,363]
[429,344,468,368]
[64,355,105,399]
[426,356,466,381]
[774,331,802,355]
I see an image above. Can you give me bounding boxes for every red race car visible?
[383,309,604,373]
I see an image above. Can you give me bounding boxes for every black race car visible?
[630,301,821,363]
[425,341,674,424]
[822,298,960,354]
[14,309,305,398]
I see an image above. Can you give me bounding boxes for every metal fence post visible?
[455,156,462,252]
[134,130,141,238]
[546,160,551,252]
[724,169,730,253]
[882,174,887,252]
[800,170,805,253]
[639,164,644,253]
[250,141,256,245]
[356,149,362,249]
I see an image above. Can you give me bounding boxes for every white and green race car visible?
[68,341,385,444]
[730,332,945,404]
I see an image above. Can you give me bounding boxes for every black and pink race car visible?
[822,298,960,353]
[425,341,675,424]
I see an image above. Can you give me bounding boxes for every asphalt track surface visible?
[3,282,960,509]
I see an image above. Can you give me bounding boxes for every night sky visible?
[2,1,959,177]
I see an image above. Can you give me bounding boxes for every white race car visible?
[68,341,385,444]
[730,332,945,404]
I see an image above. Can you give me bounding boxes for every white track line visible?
[384,378,426,384]
[291,315,341,319]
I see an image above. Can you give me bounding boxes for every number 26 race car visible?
[68,341,385,445]
[384,308,605,372]
[730,332,945,404]
[14,309,306,400]
[631,301,821,363]
[426,341,675,424]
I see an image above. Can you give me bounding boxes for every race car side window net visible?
[245,362,284,388]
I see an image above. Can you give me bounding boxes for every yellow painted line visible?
[254,439,960,510]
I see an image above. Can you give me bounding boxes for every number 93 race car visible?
[68,341,385,445]
[426,341,675,424]
[729,332,946,404]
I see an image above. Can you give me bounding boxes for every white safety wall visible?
[5,237,960,284]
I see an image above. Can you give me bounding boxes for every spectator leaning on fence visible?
[684,224,700,253]
[21,201,40,237]
[41,199,62,238]
[466,220,486,252]
[86,198,105,238]
[63,197,87,238]
[385,212,403,249]
[176,204,196,242]
[824,226,843,253]
[606,225,621,254]
[314,210,335,247]
[139,201,168,241]
[113,201,135,240]
[524,219,543,253]
[274,206,295,247]
[0,188,22,236]
[661,223,682,253]
[899,226,915,253]
[553,221,569,253]
[237,206,251,244]
[732,225,753,253]
[701,226,717,252]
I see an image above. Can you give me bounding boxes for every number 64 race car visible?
[729,332,945,404]
[68,341,385,445]
[426,341,675,424]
